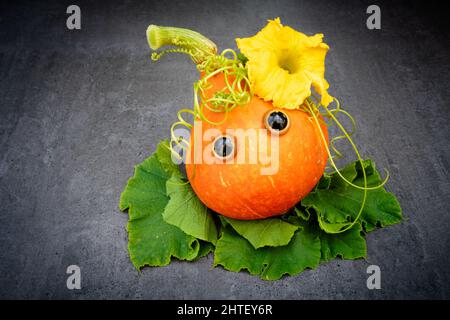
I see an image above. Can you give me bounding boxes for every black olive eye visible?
[212,135,235,160]
[264,110,290,134]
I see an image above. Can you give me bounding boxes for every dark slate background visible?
[0,0,449,299]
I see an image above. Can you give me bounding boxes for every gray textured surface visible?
[1,0,449,299]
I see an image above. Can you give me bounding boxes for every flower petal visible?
[300,44,332,106]
[236,18,282,56]
[236,19,333,109]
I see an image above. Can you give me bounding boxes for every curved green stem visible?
[147,24,217,64]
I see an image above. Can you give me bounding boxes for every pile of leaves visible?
[119,140,402,280]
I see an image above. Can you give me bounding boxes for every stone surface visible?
[0,0,449,299]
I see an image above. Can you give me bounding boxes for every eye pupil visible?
[267,111,288,131]
[213,136,234,158]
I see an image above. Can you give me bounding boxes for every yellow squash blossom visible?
[236,18,333,109]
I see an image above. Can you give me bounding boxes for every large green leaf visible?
[222,217,298,249]
[213,226,321,280]
[119,141,200,268]
[163,174,218,244]
[155,141,180,174]
[195,241,215,261]
[282,213,366,263]
[317,222,366,262]
[302,160,402,233]
[119,141,401,280]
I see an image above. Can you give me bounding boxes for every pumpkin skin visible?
[185,73,328,220]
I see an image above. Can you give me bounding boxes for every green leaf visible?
[126,206,199,268]
[163,174,218,245]
[294,207,310,221]
[119,140,200,268]
[223,217,298,249]
[317,222,366,262]
[214,226,321,280]
[155,141,179,175]
[316,174,331,190]
[302,159,402,233]
[120,142,399,280]
[195,241,215,260]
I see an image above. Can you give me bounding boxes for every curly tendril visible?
[304,97,389,233]
[155,48,252,162]
[147,25,251,162]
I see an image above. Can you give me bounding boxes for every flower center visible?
[277,51,300,74]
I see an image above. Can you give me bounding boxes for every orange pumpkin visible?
[186,73,328,220]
